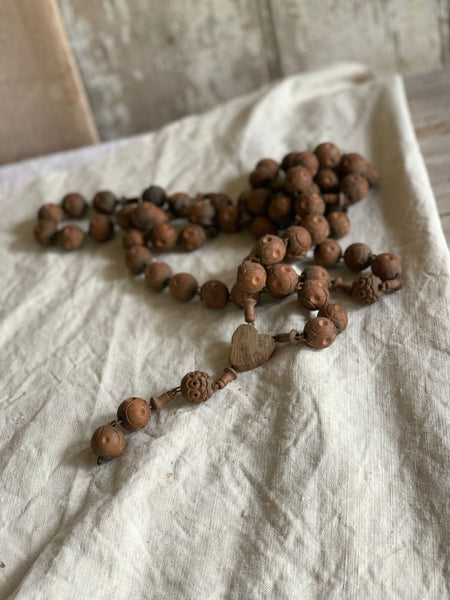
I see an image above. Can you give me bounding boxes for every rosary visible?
[33,142,402,465]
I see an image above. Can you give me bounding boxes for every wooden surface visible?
[0,0,98,164]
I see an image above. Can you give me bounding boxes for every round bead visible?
[188,201,216,226]
[150,223,178,251]
[169,273,198,302]
[249,158,279,188]
[168,193,192,217]
[297,279,330,310]
[93,190,117,214]
[371,253,402,280]
[318,303,348,334]
[339,174,369,204]
[315,168,339,193]
[284,166,313,194]
[350,274,383,304]
[343,243,373,271]
[281,226,312,260]
[314,239,342,268]
[327,211,350,239]
[217,205,240,233]
[364,163,379,187]
[145,261,172,291]
[300,265,331,284]
[314,143,341,169]
[205,192,232,211]
[89,214,114,242]
[59,224,84,250]
[131,202,168,231]
[38,203,64,223]
[303,317,337,349]
[180,371,213,404]
[91,424,126,459]
[301,214,330,246]
[294,193,325,218]
[125,246,153,275]
[281,151,319,176]
[230,284,260,308]
[236,261,267,293]
[240,188,270,216]
[142,185,166,206]
[249,216,277,239]
[254,234,286,265]
[34,219,57,246]
[266,263,298,298]
[117,397,151,431]
[178,223,207,251]
[62,193,87,218]
[116,205,135,230]
[268,193,292,227]
[122,228,147,249]
[339,153,367,176]
[200,280,229,309]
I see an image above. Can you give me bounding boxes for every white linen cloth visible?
[0,64,449,600]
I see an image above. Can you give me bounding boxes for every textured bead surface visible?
[294,193,325,218]
[303,317,337,349]
[350,274,383,304]
[339,153,367,176]
[284,166,313,194]
[371,253,402,280]
[117,397,151,431]
[314,143,341,169]
[266,263,298,298]
[150,223,178,251]
[125,246,153,275]
[38,204,64,223]
[169,273,198,302]
[200,280,229,309]
[254,234,286,265]
[178,223,207,251]
[180,371,213,403]
[62,193,87,218]
[91,424,126,458]
[236,261,267,293]
[301,214,330,246]
[281,151,319,176]
[145,261,172,291]
[343,243,373,271]
[327,211,351,239]
[339,174,369,204]
[315,169,339,192]
[300,265,331,284]
[314,239,342,268]
[297,279,330,310]
[93,191,117,214]
[89,214,114,242]
[122,228,147,249]
[131,202,168,231]
[34,219,57,246]
[188,201,216,226]
[59,224,84,250]
[282,226,312,260]
[318,303,348,334]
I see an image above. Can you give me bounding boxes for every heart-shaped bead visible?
[229,324,276,372]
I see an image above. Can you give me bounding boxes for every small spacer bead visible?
[214,367,238,390]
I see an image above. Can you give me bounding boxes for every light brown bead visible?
[131,202,168,231]
[339,174,369,204]
[150,223,178,251]
[371,253,402,280]
[343,243,373,271]
[284,166,313,194]
[125,246,153,275]
[315,168,339,193]
[230,284,260,308]
[314,239,342,268]
[281,226,312,260]
[297,279,330,310]
[34,219,57,246]
[249,158,279,188]
[59,224,84,251]
[240,188,270,216]
[303,317,337,349]
[266,263,298,298]
[93,190,117,214]
[364,163,379,187]
[314,143,341,169]
[268,193,292,227]
[180,371,214,403]
[116,205,136,230]
[301,214,330,246]
[168,193,192,218]
[281,151,319,176]
[350,274,383,304]
[294,193,325,218]
[188,200,216,226]
[215,367,237,390]
[249,216,277,239]
[217,205,240,233]
[236,261,267,293]
[169,273,198,302]
[318,303,348,334]
[200,280,229,309]
[122,228,147,249]
[117,397,151,431]
[38,204,64,223]
[89,214,114,242]
[178,223,207,251]
[91,424,126,459]
[300,265,331,284]
[62,193,87,218]
[145,261,172,291]
[327,211,350,239]
[254,234,286,265]
[339,153,367,176]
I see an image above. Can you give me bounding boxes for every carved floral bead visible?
[294,193,325,218]
[350,274,383,304]
[91,424,126,459]
[169,273,198,302]
[237,261,267,293]
[281,226,312,260]
[303,317,337,349]
[34,219,57,246]
[327,211,351,239]
[117,397,151,431]
[145,261,172,291]
[38,204,64,223]
[93,190,117,214]
[314,143,341,169]
[266,263,298,298]
[200,280,229,309]
[297,279,330,310]
[371,253,402,280]
[59,224,84,251]
[125,246,153,275]
[318,303,348,334]
[343,243,373,271]
[339,174,369,204]
[180,371,213,404]
[254,234,286,265]
[62,193,87,218]
[150,223,178,251]
[300,265,331,284]
[89,214,114,242]
[301,214,330,246]
[283,166,313,194]
[178,224,207,251]
[314,239,342,268]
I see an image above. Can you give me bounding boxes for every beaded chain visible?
[32,142,402,465]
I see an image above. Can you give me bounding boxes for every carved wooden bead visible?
[327,211,350,239]
[116,204,135,230]
[371,253,402,280]
[237,261,267,293]
[145,261,173,291]
[301,214,330,246]
[180,371,213,404]
[268,193,292,227]
[168,192,193,217]
[170,273,198,302]
[350,274,383,304]
[230,284,260,308]
[254,234,286,265]
[188,200,216,226]
[315,168,339,193]
[249,216,277,239]
[240,188,270,216]
[300,265,331,284]
[38,203,64,223]
[314,239,342,268]
[318,303,348,334]
[314,143,341,169]
[93,190,117,214]
[117,397,151,431]
[294,193,325,218]
[150,223,178,251]
[142,185,166,206]
[91,424,126,459]
[266,263,298,298]
[281,151,319,176]
[217,205,240,233]
[281,226,312,260]
[34,219,57,246]
[339,174,369,204]
[131,202,168,231]
[59,224,84,250]
[125,246,153,275]
[343,243,373,271]
[178,223,207,251]
[89,214,114,242]
[200,280,229,309]
[339,153,367,176]
[303,317,337,349]
[62,193,87,218]
[297,279,330,310]
[249,158,279,188]
[284,166,313,194]
[122,228,147,249]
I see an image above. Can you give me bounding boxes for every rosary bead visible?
[350,274,383,304]
[168,192,193,218]
[281,225,312,260]
[301,214,330,246]
[240,188,270,216]
[188,200,216,227]
[117,397,151,431]
[327,211,350,239]
[59,224,84,251]
[180,371,214,403]
[339,153,367,176]
[89,214,114,242]
[268,193,293,227]
[339,174,369,204]
[254,234,286,265]
[38,203,64,223]
[343,243,373,271]
[34,219,57,246]
[62,193,87,218]
[145,261,172,291]
[179,223,207,251]
[230,284,260,308]
[203,192,232,211]
[300,265,331,284]
[200,280,229,309]
[150,223,178,251]
[294,193,326,218]
[142,185,166,206]
[297,279,330,310]
[125,246,153,275]
[266,263,298,298]
[249,216,277,239]
[93,191,117,214]
[281,151,319,176]
[116,205,135,230]
[169,273,198,302]
[364,163,379,187]
[236,261,267,293]
[303,317,337,349]
[284,166,313,194]
[249,158,279,188]
[318,303,348,334]
[314,143,341,169]
[371,253,402,280]
[91,424,126,459]
[122,228,147,249]
[217,205,240,233]
[314,239,342,268]
[131,202,168,231]
[315,168,339,193]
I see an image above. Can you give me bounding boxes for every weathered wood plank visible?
[0,0,98,165]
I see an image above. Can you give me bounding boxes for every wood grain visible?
[0,0,98,164]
